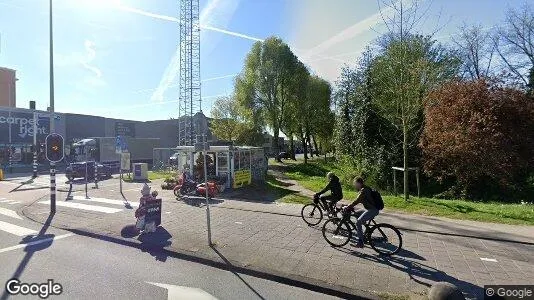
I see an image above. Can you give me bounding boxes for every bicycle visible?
[322,207,402,256]
[301,195,341,226]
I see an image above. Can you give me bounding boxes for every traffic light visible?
[45,134,64,162]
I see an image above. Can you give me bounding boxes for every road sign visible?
[144,199,162,226]
[116,135,128,154]
[120,152,131,170]
[45,133,64,162]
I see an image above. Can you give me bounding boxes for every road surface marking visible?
[0,207,23,220]
[480,257,498,262]
[38,201,123,214]
[72,196,139,207]
[0,200,13,203]
[0,221,37,236]
[146,282,218,300]
[7,201,20,205]
[235,222,243,225]
[0,233,74,254]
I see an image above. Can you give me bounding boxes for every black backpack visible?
[370,189,384,210]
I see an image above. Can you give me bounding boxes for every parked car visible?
[169,153,179,165]
[66,161,112,181]
[278,152,290,159]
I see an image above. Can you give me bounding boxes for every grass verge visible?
[271,159,534,225]
[265,174,310,204]
[122,171,174,182]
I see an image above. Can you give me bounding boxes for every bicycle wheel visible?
[322,218,352,247]
[368,223,402,256]
[301,204,323,226]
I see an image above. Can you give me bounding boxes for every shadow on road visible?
[119,225,172,262]
[0,213,56,300]
[178,196,224,208]
[336,247,480,300]
[210,245,266,300]
[8,179,49,193]
[67,228,370,299]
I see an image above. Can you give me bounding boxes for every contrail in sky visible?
[132,73,238,94]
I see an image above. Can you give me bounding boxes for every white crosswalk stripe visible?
[38,200,123,214]
[72,196,139,207]
[0,207,23,220]
[0,220,37,236]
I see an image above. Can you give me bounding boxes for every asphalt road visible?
[0,224,344,300]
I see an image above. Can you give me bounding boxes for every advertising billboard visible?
[0,109,64,144]
[115,121,135,138]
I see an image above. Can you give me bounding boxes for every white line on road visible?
[72,196,139,207]
[38,201,123,214]
[235,222,243,225]
[146,282,218,300]
[0,220,37,236]
[480,257,498,262]
[0,207,23,220]
[0,200,13,203]
[0,233,75,254]
[7,201,20,205]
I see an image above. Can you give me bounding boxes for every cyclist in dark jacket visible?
[315,172,343,216]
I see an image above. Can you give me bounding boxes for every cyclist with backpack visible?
[345,177,384,248]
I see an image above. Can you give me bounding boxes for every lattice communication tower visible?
[178,0,202,146]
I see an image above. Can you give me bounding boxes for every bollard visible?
[85,162,89,199]
[93,162,99,189]
[66,181,73,200]
[0,168,3,181]
[33,151,38,178]
[428,282,465,300]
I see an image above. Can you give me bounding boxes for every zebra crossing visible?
[0,199,21,205]
[0,200,38,241]
[0,204,74,253]
[38,195,138,214]
[0,195,137,245]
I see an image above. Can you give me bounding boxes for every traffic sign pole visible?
[46,134,63,214]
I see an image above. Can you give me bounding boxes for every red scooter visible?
[173,172,220,198]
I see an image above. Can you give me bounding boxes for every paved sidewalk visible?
[21,185,534,300]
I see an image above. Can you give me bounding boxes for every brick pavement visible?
[21,182,534,300]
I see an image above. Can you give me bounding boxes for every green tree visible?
[235,37,299,161]
[282,60,310,160]
[369,34,460,200]
[210,96,243,142]
[210,95,264,146]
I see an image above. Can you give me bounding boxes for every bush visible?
[420,79,534,200]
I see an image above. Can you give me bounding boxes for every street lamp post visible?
[49,0,56,214]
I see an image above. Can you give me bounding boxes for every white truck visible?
[67,137,160,177]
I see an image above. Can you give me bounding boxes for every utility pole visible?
[49,0,56,214]
[203,134,212,246]
[33,112,38,178]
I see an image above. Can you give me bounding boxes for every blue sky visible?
[0,0,530,121]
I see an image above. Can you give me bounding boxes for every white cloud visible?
[81,40,102,79]
[55,39,105,87]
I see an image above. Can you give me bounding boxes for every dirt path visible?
[267,168,316,197]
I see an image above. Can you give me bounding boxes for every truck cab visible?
[66,138,112,181]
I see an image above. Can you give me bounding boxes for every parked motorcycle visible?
[173,172,220,198]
